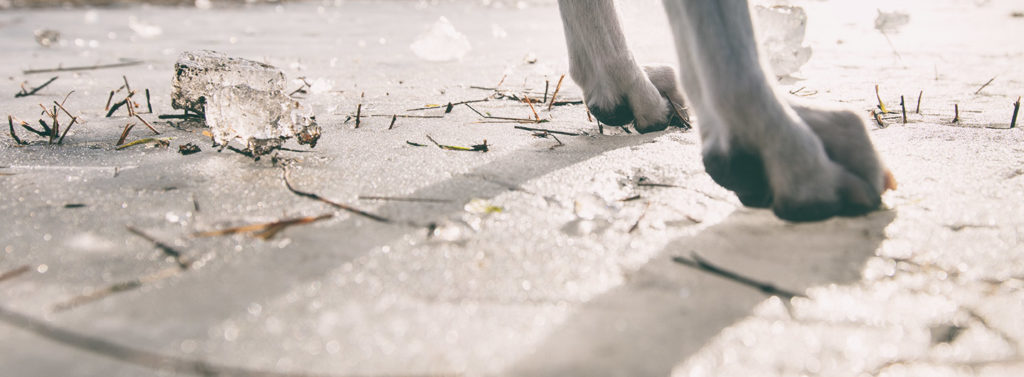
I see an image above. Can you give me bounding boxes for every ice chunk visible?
[128,16,163,38]
[754,5,813,77]
[204,85,320,156]
[172,50,285,114]
[410,17,471,62]
[875,10,910,33]
[171,50,320,157]
[34,29,60,48]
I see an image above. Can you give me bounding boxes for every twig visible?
[369,114,443,119]
[974,76,996,95]
[900,95,907,124]
[358,196,452,203]
[875,84,888,113]
[464,103,544,123]
[15,76,58,98]
[872,110,886,128]
[543,79,549,103]
[513,125,580,136]
[122,75,131,93]
[104,90,115,111]
[406,99,489,112]
[523,94,540,121]
[145,89,152,114]
[953,104,960,123]
[354,103,362,128]
[916,90,923,114]
[8,115,26,145]
[547,74,565,111]
[116,123,135,146]
[51,267,182,312]
[282,167,391,223]
[0,265,31,283]
[628,201,651,233]
[126,226,190,269]
[425,134,489,152]
[23,60,144,75]
[672,251,802,299]
[157,113,203,120]
[388,114,397,130]
[1011,96,1019,129]
[134,114,159,134]
[53,100,79,144]
[106,98,128,117]
[665,97,692,130]
[193,214,333,240]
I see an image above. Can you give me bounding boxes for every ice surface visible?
[204,84,320,156]
[754,5,813,77]
[171,50,286,115]
[410,17,471,62]
[172,50,319,156]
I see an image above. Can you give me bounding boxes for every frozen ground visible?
[1,1,1023,376]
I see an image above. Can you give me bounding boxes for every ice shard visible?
[754,5,813,77]
[171,50,320,156]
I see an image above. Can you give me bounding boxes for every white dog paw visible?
[581,65,689,133]
[702,105,891,222]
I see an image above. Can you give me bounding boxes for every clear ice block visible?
[204,85,321,156]
[171,50,286,115]
[410,17,472,62]
[171,50,319,157]
[754,5,813,77]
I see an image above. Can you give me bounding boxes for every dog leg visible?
[557,0,688,133]
[662,0,888,221]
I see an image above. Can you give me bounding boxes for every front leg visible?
[662,0,890,221]
[557,0,688,133]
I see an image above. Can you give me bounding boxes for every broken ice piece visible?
[128,16,163,38]
[34,29,60,48]
[204,85,321,156]
[410,17,471,62]
[875,10,911,33]
[753,5,813,77]
[172,50,285,115]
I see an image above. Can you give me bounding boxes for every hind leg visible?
[557,0,688,133]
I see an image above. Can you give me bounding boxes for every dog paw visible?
[583,65,689,133]
[703,106,889,222]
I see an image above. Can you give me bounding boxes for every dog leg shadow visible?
[502,208,896,377]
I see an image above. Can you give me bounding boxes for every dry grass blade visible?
[282,167,392,223]
[1011,96,1019,129]
[8,115,26,145]
[523,94,540,121]
[193,214,333,240]
[23,60,144,75]
[0,265,31,283]
[359,196,452,203]
[974,76,996,95]
[51,267,181,312]
[116,123,136,146]
[15,76,58,98]
[548,74,565,111]
[875,84,888,113]
[134,114,160,134]
[513,125,580,136]
[126,226,190,269]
